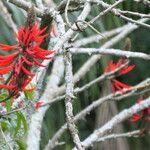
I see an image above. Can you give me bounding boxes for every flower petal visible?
[21,65,35,77]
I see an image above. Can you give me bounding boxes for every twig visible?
[69,48,150,60]
[26,12,65,150]
[92,0,150,29]
[41,60,130,107]
[134,0,150,7]
[70,26,125,47]
[119,10,150,18]
[0,1,17,33]
[27,57,65,150]
[89,0,125,24]
[64,0,72,28]
[44,78,150,150]
[76,20,105,37]
[97,130,142,142]
[35,0,44,9]
[8,0,43,17]
[54,17,149,98]
[0,105,27,117]
[77,96,150,149]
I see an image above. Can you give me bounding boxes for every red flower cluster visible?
[105,59,150,126]
[104,59,135,92]
[131,96,150,122]
[0,23,55,99]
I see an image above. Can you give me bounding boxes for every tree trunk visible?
[93,81,130,150]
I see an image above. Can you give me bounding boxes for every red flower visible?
[130,97,150,122]
[0,23,55,99]
[111,79,133,93]
[34,101,44,109]
[104,59,135,92]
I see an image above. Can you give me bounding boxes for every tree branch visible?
[97,130,143,142]
[69,48,150,60]
[78,96,150,149]
[64,47,83,149]
[45,78,150,149]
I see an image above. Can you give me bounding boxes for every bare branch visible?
[89,0,125,24]
[40,60,130,107]
[0,1,17,33]
[92,0,150,29]
[78,96,150,149]
[64,48,83,149]
[97,130,143,142]
[69,48,150,60]
[35,0,44,9]
[26,56,65,150]
[119,10,150,18]
[45,78,150,150]
[70,26,125,47]
[54,17,149,97]
[134,0,150,7]
[8,0,43,17]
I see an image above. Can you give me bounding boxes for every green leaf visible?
[14,112,22,136]
[15,139,26,150]
[19,112,28,136]
[0,120,8,131]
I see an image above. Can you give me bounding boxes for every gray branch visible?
[45,78,150,149]
[78,96,150,149]
[64,48,83,149]
[69,48,150,60]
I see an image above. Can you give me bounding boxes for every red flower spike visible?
[104,59,134,93]
[105,58,135,76]
[0,22,55,99]
[34,101,44,109]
